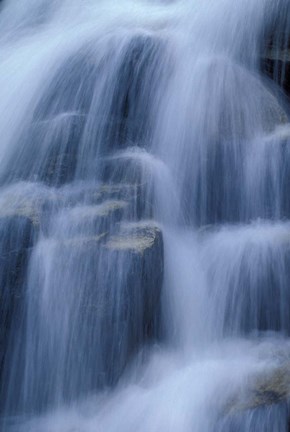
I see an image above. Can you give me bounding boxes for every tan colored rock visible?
[226,362,290,414]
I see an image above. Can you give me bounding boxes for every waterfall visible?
[0,0,290,431]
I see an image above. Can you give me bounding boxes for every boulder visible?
[220,360,290,432]
[6,220,164,413]
[82,221,164,381]
[226,362,290,414]
[0,175,162,415]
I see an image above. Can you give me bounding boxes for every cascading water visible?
[0,0,290,431]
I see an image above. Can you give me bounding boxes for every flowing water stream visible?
[0,0,290,431]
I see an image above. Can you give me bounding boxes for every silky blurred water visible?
[0,0,290,431]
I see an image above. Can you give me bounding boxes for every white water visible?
[0,0,290,431]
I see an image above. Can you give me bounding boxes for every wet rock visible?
[0,35,165,187]
[106,221,162,252]
[219,361,290,432]
[42,150,78,186]
[11,220,164,412]
[261,0,290,93]
[95,150,156,220]
[0,178,161,414]
[55,200,130,240]
[263,128,290,219]
[0,215,35,390]
[181,58,290,227]
[5,113,84,187]
[219,403,289,432]
[92,183,141,203]
[100,35,164,150]
[261,12,290,97]
[239,126,290,221]
[92,182,149,221]
[100,221,164,384]
[0,192,43,412]
[0,198,41,228]
[261,47,290,97]
[205,220,290,336]
[73,221,164,387]
[226,362,290,413]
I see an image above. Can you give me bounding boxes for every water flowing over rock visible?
[220,357,290,432]
[1,1,290,432]
[0,183,164,415]
[261,1,290,96]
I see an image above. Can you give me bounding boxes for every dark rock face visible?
[106,222,164,341]
[102,35,162,150]
[243,133,290,222]
[99,222,164,387]
[0,181,164,415]
[0,215,36,406]
[261,4,290,97]
[261,5,290,96]
[206,221,290,338]
[9,221,163,413]
[0,39,162,414]
[261,48,290,97]
[190,130,290,227]
[177,58,289,228]
[0,35,164,187]
[224,249,290,335]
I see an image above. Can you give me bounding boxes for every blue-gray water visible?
[0,0,290,431]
